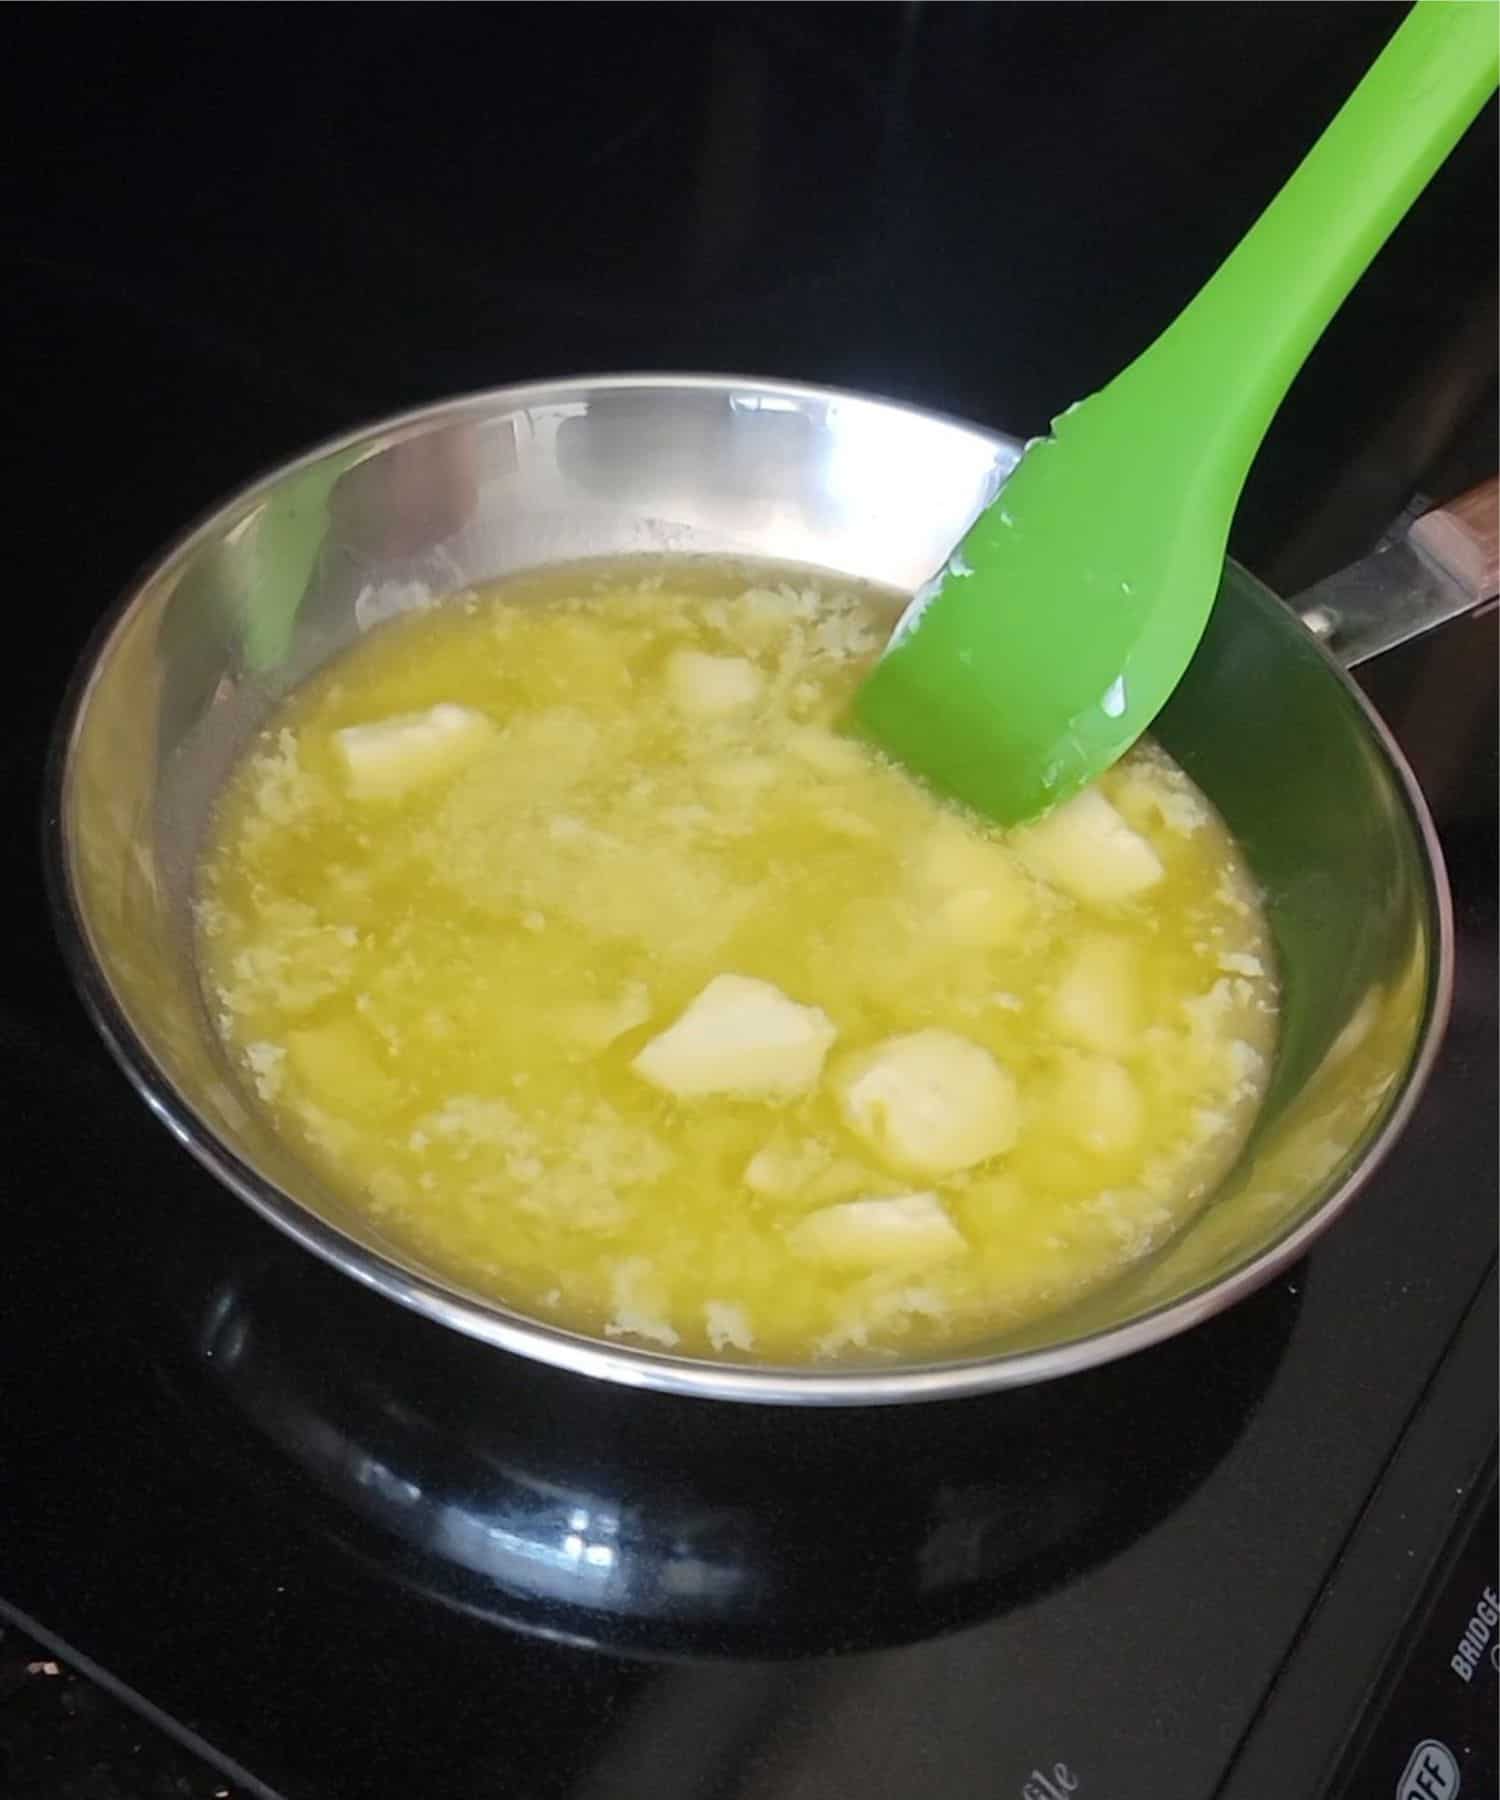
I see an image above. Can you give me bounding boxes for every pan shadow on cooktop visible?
[139,1173,1301,1665]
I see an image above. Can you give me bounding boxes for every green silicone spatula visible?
[853,0,1499,825]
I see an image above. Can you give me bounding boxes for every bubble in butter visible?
[196,558,1277,1363]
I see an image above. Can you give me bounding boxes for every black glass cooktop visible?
[4,8,1496,1798]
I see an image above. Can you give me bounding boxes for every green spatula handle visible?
[854,0,1497,827]
[1119,0,1498,490]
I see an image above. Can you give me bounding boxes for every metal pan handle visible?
[1292,474,1499,669]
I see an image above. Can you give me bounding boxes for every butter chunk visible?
[665,650,763,717]
[744,1135,833,1197]
[334,703,495,801]
[836,1029,1018,1177]
[787,1192,966,1270]
[918,815,1034,947]
[1013,786,1163,908]
[631,974,836,1101]
[1051,1052,1144,1153]
[1049,934,1139,1056]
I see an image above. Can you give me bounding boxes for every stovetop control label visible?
[1398,1739,1460,1800]
[1448,1582,1498,1684]
[1334,1476,1496,1800]
[1020,1764,1079,1800]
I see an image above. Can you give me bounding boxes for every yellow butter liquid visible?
[197,560,1277,1363]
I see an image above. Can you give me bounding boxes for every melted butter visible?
[197,558,1277,1363]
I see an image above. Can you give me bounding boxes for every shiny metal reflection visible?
[172,1233,1299,1658]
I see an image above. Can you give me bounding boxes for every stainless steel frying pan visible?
[46,376,1497,1403]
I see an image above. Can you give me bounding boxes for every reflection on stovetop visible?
[146,1188,1298,1661]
